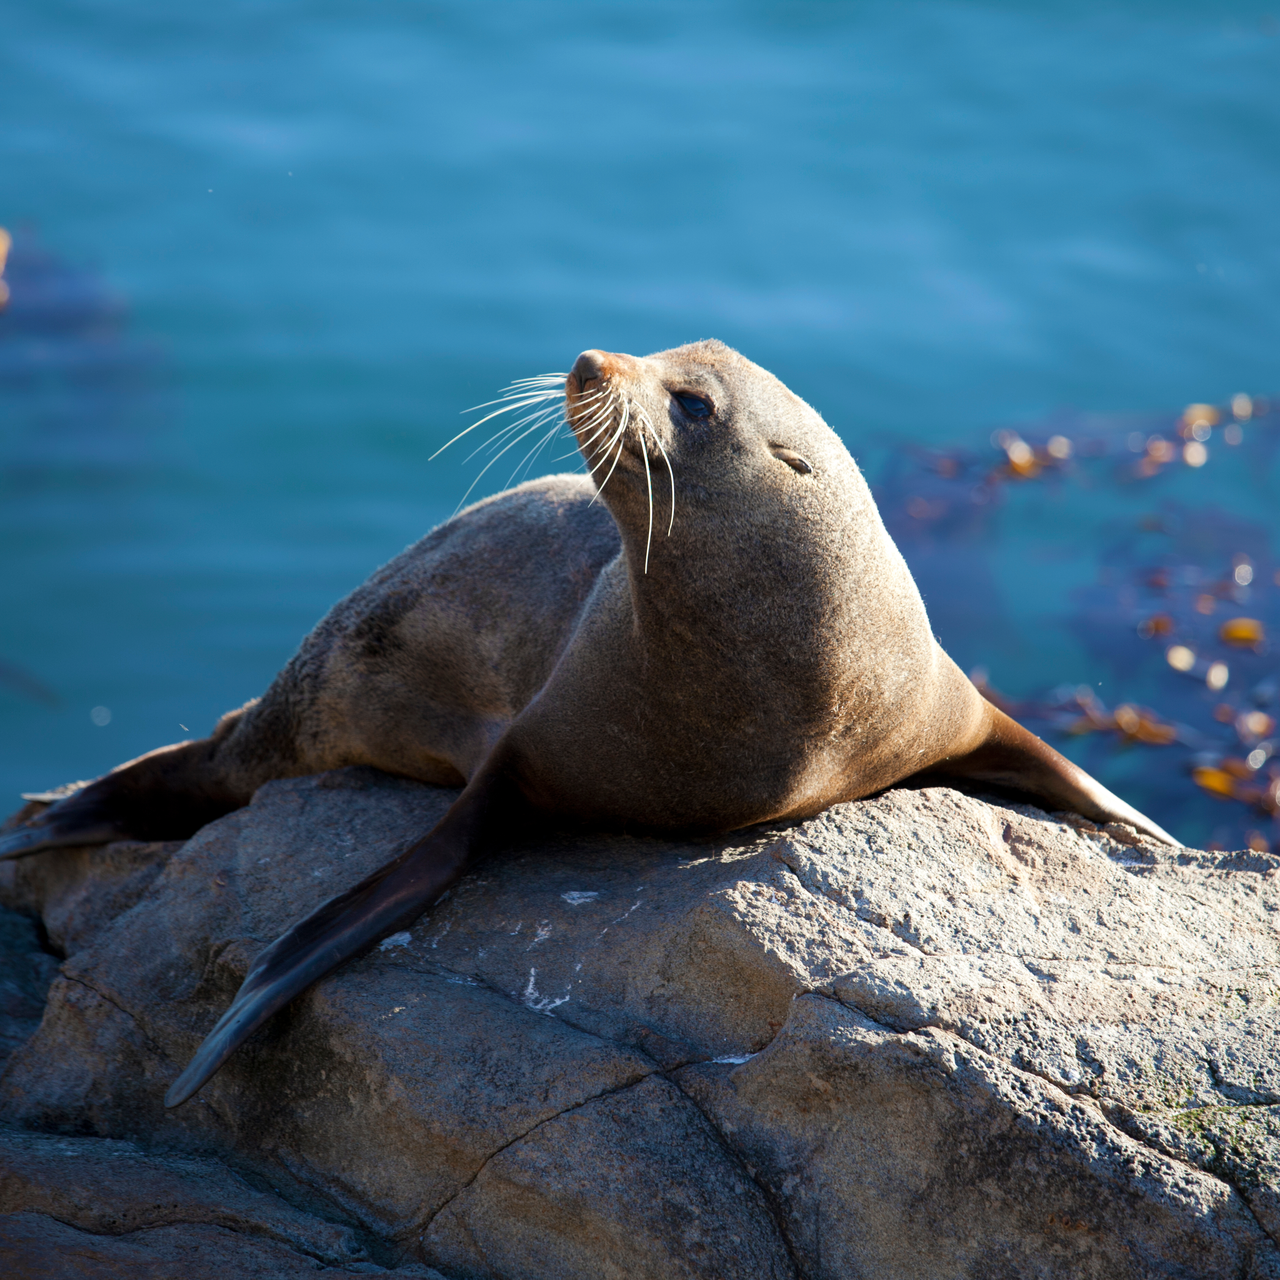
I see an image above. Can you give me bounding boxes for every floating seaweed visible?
[876,391,1278,851]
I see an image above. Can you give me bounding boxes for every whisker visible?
[639,412,655,574]
[466,375,567,410]
[467,383,564,414]
[591,397,631,505]
[570,389,609,430]
[503,373,568,388]
[542,388,608,454]
[560,387,617,472]
[452,416,565,514]
[527,421,569,481]
[464,400,563,464]
[570,389,617,457]
[435,372,636,507]
[573,396,619,454]
[640,408,677,537]
[506,413,567,489]
[588,394,626,470]
[431,392,560,460]
[431,373,569,461]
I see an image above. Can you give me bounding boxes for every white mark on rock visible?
[430,922,451,949]
[379,931,412,951]
[613,899,642,923]
[562,891,600,905]
[522,968,570,1014]
[713,1054,758,1065]
[527,921,552,949]
[509,921,522,935]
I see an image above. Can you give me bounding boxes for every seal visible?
[0,340,1177,1106]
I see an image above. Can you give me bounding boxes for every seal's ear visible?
[770,445,813,475]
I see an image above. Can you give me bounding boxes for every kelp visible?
[875,394,1278,852]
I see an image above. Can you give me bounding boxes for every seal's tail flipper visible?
[164,757,528,1108]
[0,739,243,861]
[925,703,1181,847]
[0,796,129,859]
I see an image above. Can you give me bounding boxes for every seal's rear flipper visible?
[919,703,1181,847]
[0,800,129,859]
[0,740,242,861]
[164,755,529,1108]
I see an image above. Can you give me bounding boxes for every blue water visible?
[2,2,1278,847]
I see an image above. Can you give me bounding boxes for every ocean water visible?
[1,1,1278,847]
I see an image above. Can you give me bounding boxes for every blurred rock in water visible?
[0,228,167,474]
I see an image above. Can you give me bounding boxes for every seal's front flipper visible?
[921,702,1181,847]
[164,754,531,1108]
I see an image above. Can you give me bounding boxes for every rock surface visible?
[2,767,1279,1277]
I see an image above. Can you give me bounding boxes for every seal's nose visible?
[570,349,607,389]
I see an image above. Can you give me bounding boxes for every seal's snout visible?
[570,349,608,390]
[569,349,642,393]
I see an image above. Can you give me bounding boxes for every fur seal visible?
[0,340,1177,1106]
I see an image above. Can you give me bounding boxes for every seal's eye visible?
[673,392,712,419]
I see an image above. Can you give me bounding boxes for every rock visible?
[0,1215,444,1280]
[1,767,1279,1277]
[0,1128,447,1277]
[0,906,58,1072]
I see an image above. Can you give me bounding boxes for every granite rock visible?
[1,768,1278,1278]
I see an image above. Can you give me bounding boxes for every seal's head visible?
[565,339,869,576]
[548,337,944,829]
